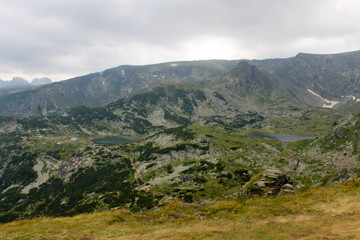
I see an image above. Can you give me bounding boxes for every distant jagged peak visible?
[226,60,271,85]
[31,77,52,86]
[231,60,254,73]
[0,77,31,88]
[227,61,254,77]
[0,76,52,89]
[11,77,29,84]
[237,60,252,66]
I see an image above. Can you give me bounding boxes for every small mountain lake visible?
[92,136,134,145]
[246,131,316,143]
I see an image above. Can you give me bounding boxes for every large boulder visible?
[241,169,295,196]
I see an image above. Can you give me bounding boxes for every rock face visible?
[242,169,295,196]
[279,183,296,195]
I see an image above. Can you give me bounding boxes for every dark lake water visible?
[92,136,134,145]
[246,131,316,143]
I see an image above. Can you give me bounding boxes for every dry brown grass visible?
[1,181,360,240]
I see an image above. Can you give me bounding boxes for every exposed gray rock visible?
[179,174,196,182]
[254,181,266,188]
[279,183,296,195]
[242,169,294,196]
[58,156,94,181]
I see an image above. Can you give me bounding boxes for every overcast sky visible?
[1,0,360,82]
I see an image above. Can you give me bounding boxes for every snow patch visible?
[170,63,178,67]
[307,89,322,98]
[342,95,356,100]
[121,69,125,75]
[343,95,360,102]
[323,100,340,109]
[307,89,339,108]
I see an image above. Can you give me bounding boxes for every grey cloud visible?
[1,0,360,81]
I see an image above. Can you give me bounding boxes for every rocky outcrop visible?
[279,183,296,195]
[58,156,94,181]
[241,169,295,196]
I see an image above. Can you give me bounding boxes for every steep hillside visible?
[304,113,360,171]
[0,85,40,97]
[210,61,313,111]
[250,50,360,111]
[0,60,238,116]
[105,80,268,135]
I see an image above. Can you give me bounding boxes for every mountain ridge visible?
[3,50,360,116]
[0,77,52,88]
[0,60,239,116]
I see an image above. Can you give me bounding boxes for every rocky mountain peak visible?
[229,61,255,79]
[31,77,52,86]
[216,61,277,99]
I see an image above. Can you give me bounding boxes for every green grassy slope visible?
[1,179,360,240]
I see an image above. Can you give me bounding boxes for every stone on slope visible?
[241,169,295,196]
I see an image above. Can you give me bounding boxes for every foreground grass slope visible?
[1,179,360,240]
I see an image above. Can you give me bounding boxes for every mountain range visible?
[0,77,52,88]
[2,50,360,117]
[1,50,360,223]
